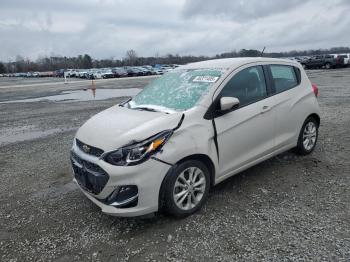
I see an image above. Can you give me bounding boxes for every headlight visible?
[103,130,173,166]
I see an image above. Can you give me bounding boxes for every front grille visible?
[76,139,104,157]
[71,151,109,194]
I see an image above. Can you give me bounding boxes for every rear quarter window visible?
[270,65,299,93]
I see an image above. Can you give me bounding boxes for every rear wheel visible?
[161,160,210,218]
[295,117,318,155]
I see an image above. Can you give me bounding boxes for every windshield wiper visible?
[119,97,132,107]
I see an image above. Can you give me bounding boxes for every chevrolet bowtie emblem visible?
[82,144,90,153]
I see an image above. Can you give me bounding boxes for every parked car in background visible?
[137,67,153,76]
[161,65,173,73]
[153,68,164,75]
[141,66,157,75]
[301,54,344,69]
[86,69,97,79]
[77,70,88,78]
[54,69,65,77]
[101,69,115,79]
[125,67,145,77]
[71,57,320,217]
[65,69,75,77]
[292,56,309,63]
[13,64,179,79]
[92,70,104,79]
[112,67,128,78]
[340,54,350,65]
[329,54,347,68]
[38,71,54,77]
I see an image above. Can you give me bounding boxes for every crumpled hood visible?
[75,105,183,152]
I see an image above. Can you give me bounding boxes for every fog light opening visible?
[106,185,138,208]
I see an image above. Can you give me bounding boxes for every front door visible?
[213,65,275,178]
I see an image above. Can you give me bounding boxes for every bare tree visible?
[0,62,6,73]
[125,49,138,66]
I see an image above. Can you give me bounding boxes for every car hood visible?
[75,105,183,152]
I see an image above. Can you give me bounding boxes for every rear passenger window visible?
[220,66,267,107]
[270,65,298,93]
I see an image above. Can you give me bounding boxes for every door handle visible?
[261,105,271,114]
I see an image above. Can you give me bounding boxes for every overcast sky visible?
[0,0,350,61]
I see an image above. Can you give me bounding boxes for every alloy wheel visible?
[173,167,206,211]
[303,122,317,151]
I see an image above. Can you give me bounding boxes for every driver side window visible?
[220,66,267,108]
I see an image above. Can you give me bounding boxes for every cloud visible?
[182,0,310,21]
[0,0,349,61]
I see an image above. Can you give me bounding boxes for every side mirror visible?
[219,97,240,112]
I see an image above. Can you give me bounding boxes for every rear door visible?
[213,65,276,178]
[267,64,303,148]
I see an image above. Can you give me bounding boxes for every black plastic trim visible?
[118,97,132,106]
[71,151,109,194]
[212,119,219,161]
[102,186,139,208]
[294,67,301,84]
[76,139,104,157]
[262,65,274,96]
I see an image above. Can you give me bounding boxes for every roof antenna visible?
[260,46,266,57]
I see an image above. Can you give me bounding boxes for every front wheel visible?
[295,117,319,155]
[161,160,210,218]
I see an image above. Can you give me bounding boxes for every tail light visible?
[312,83,319,97]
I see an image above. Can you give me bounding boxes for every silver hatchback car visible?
[71,58,320,217]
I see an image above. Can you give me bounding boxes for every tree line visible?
[1,46,349,74]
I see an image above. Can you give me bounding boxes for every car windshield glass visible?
[129,69,225,112]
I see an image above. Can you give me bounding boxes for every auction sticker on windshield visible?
[192,76,219,83]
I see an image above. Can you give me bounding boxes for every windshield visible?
[129,69,225,112]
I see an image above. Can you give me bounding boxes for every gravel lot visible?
[0,69,349,261]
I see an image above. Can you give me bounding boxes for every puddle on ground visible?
[0,88,142,103]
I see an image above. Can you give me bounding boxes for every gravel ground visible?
[0,69,349,261]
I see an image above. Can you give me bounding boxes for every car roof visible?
[180,57,298,70]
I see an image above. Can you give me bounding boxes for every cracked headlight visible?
[103,130,173,166]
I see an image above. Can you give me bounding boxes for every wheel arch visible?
[307,113,320,127]
[176,154,216,187]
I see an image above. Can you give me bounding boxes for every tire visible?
[325,63,331,69]
[161,160,210,218]
[295,117,319,155]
